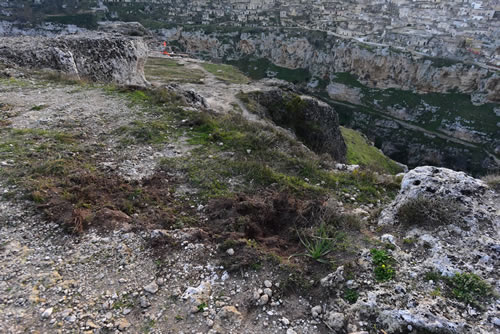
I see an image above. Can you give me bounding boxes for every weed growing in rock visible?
[370,249,395,281]
[447,273,495,308]
[396,196,461,226]
[197,302,208,312]
[423,271,496,308]
[343,288,359,304]
[292,224,334,263]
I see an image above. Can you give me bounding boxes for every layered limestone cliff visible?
[161,28,499,103]
[0,32,148,86]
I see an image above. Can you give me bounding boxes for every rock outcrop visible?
[0,32,148,86]
[317,166,499,333]
[161,28,499,103]
[246,89,347,162]
[378,166,491,227]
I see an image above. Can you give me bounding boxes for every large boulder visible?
[328,166,500,333]
[0,32,148,86]
[246,89,347,162]
[378,166,491,227]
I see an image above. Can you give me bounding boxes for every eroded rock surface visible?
[0,33,148,86]
[246,89,347,162]
[379,166,492,227]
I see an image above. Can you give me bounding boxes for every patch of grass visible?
[396,196,462,227]
[145,58,205,84]
[292,224,334,263]
[341,127,404,175]
[402,237,416,246]
[431,287,442,297]
[161,113,400,202]
[116,120,171,145]
[424,271,496,308]
[371,249,395,281]
[200,62,249,84]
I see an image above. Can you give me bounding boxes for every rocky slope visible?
[160,28,499,104]
[0,32,148,86]
[0,32,499,334]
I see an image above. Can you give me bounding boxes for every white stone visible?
[143,281,159,294]
[311,305,322,318]
[263,288,272,297]
[41,307,53,319]
[259,294,269,305]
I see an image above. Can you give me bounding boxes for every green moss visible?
[341,127,404,174]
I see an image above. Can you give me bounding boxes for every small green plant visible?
[292,224,334,263]
[430,287,442,297]
[344,288,359,304]
[30,104,48,111]
[371,248,395,281]
[423,271,495,308]
[250,262,262,271]
[447,273,494,308]
[246,239,258,249]
[384,243,396,250]
[402,238,416,245]
[197,302,208,312]
[220,239,239,251]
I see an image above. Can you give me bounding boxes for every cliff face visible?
[163,28,499,103]
[0,32,148,86]
[245,89,347,162]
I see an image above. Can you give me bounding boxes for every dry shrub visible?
[396,196,462,226]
